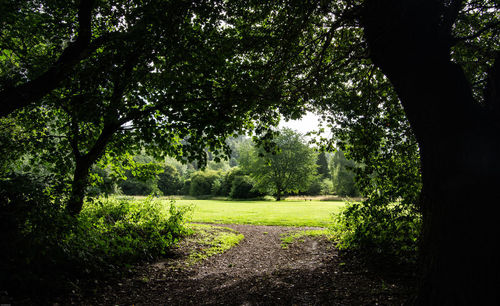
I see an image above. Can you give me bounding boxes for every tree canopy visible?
[1,0,499,303]
[240,128,317,200]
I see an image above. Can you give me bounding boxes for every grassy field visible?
[159,198,345,227]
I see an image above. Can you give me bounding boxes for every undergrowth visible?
[0,176,191,303]
[331,201,421,266]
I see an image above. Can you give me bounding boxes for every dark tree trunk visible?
[361,1,500,303]
[67,155,93,216]
[276,187,282,201]
[66,124,117,215]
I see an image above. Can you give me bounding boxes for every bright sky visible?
[279,112,325,135]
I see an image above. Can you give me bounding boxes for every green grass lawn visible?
[162,199,345,227]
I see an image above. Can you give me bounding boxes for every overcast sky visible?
[279,112,326,135]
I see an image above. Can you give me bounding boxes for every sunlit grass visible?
[165,199,345,227]
[183,224,244,265]
[280,229,333,249]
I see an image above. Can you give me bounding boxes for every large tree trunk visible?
[361,1,500,303]
[67,155,93,216]
[66,124,117,215]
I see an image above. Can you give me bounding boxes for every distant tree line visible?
[88,129,360,200]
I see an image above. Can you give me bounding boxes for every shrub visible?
[220,167,245,196]
[180,179,191,195]
[189,170,223,196]
[119,176,156,195]
[332,201,421,265]
[75,197,191,266]
[229,175,259,199]
[306,176,323,195]
[157,164,182,195]
[320,178,334,195]
[0,182,191,303]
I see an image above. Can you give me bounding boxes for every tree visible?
[241,128,317,201]
[157,164,182,196]
[360,2,499,303]
[229,175,259,199]
[0,0,97,117]
[2,0,316,215]
[316,152,330,178]
[295,0,498,303]
[189,170,222,196]
[329,151,359,197]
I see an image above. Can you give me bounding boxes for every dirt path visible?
[69,224,414,305]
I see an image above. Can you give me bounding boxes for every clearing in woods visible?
[65,199,415,305]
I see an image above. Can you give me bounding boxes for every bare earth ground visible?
[65,224,415,305]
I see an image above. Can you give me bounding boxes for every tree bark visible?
[361,0,500,303]
[67,155,93,216]
[66,123,117,215]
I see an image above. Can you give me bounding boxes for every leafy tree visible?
[241,128,318,201]
[329,151,359,197]
[0,0,96,116]
[292,0,499,302]
[157,164,182,196]
[220,167,246,196]
[2,0,317,215]
[116,155,162,196]
[316,152,330,178]
[229,175,259,199]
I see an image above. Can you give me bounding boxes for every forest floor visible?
[62,224,416,305]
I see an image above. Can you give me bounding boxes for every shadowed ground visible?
[63,224,415,305]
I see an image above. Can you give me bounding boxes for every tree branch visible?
[0,0,97,118]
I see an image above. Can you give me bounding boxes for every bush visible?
[87,166,119,197]
[220,167,245,196]
[75,197,191,266]
[157,164,182,195]
[119,176,156,195]
[306,176,323,195]
[189,170,223,196]
[332,201,421,265]
[229,175,259,199]
[180,179,191,195]
[0,180,191,303]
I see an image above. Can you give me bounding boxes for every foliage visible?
[0,189,191,301]
[180,179,191,195]
[1,0,325,214]
[329,151,359,197]
[189,170,223,196]
[0,173,69,299]
[316,152,330,178]
[229,175,259,199]
[240,128,318,200]
[157,164,182,195]
[86,165,119,197]
[184,224,244,265]
[332,202,421,265]
[116,156,163,196]
[304,176,334,196]
[76,197,190,265]
[219,167,245,196]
